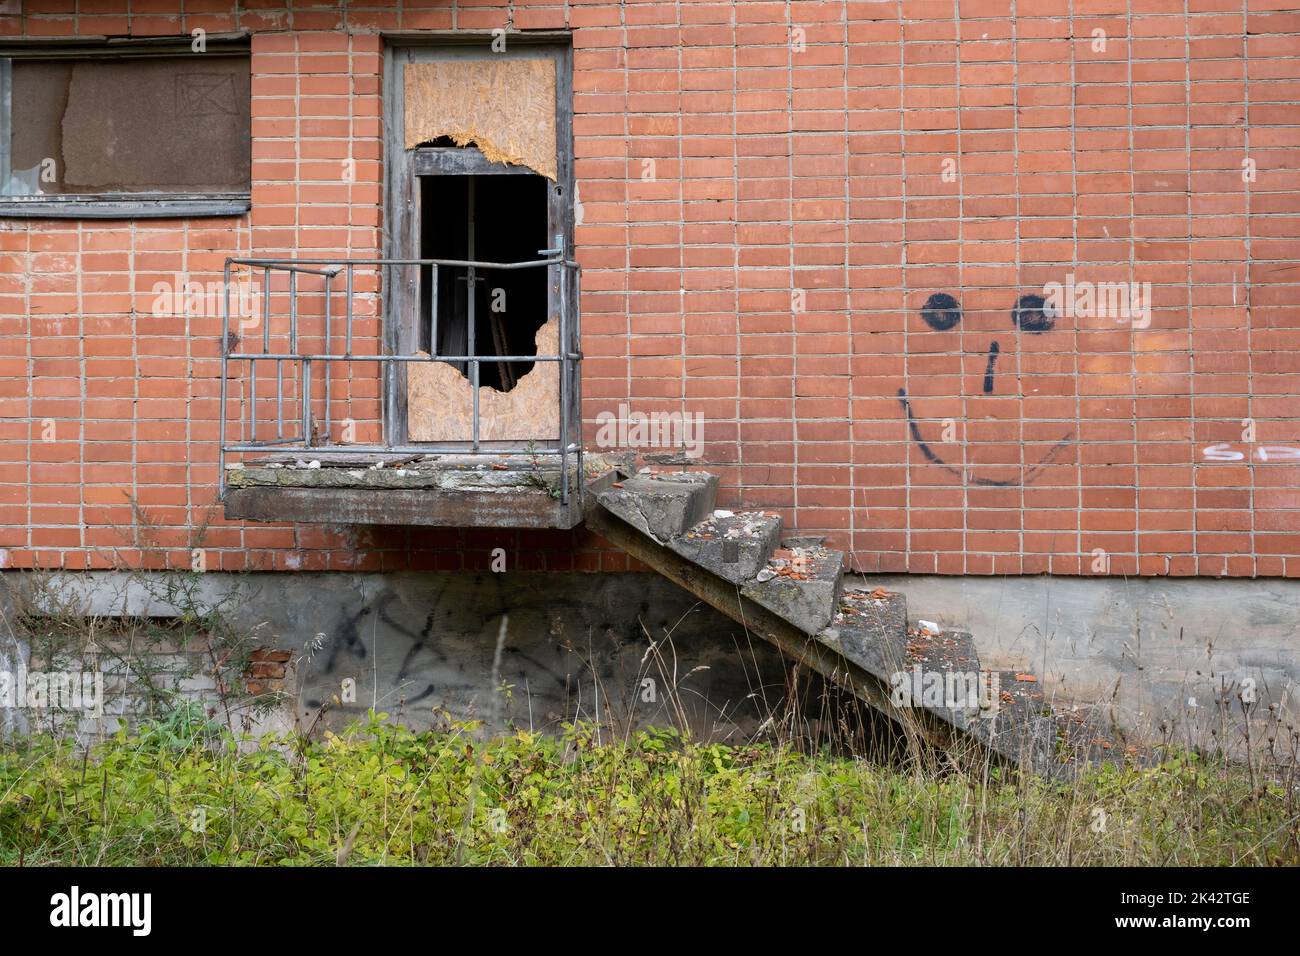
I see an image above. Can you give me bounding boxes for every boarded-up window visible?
[1,52,250,203]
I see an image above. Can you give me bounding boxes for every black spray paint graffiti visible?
[898,292,1074,487]
[304,582,655,713]
[305,590,438,710]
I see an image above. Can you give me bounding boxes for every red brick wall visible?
[1,1,1297,577]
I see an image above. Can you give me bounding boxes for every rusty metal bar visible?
[344,263,354,357]
[230,353,564,363]
[225,443,558,455]
[230,256,562,271]
[220,256,583,479]
[219,259,230,497]
[301,358,313,447]
[468,177,479,452]
[557,236,569,504]
[323,271,331,444]
[276,359,283,439]
[289,270,298,354]
[262,265,270,352]
[573,264,584,509]
[249,357,257,446]
[430,262,438,357]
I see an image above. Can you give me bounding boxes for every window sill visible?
[0,194,251,219]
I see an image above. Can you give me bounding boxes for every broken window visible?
[420,172,550,391]
[388,44,575,447]
[0,40,251,217]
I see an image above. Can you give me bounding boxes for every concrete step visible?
[905,623,982,675]
[963,669,1060,774]
[863,618,1002,742]
[587,467,1099,774]
[817,586,910,679]
[669,510,783,586]
[595,471,719,543]
[901,626,995,726]
[741,546,845,634]
[1052,704,1145,771]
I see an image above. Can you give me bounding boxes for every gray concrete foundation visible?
[0,570,794,742]
[857,574,1300,754]
[3,569,1297,758]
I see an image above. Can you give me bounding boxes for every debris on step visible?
[1048,704,1151,771]
[741,546,846,633]
[669,511,782,584]
[905,626,977,670]
[917,619,942,635]
[820,587,910,679]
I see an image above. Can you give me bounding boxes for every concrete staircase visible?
[586,468,1129,776]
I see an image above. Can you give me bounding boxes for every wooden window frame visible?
[0,35,252,219]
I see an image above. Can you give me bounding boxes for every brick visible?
[0,2,1292,577]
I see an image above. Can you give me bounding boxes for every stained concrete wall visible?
[862,574,1300,751]
[3,570,1297,756]
[0,571,795,742]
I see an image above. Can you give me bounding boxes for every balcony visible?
[218,252,595,529]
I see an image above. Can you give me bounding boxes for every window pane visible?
[5,55,250,196]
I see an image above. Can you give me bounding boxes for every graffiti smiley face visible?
[897,293,1075,487]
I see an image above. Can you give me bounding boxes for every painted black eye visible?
[1013,294,1054,333]
[920,292,961,331]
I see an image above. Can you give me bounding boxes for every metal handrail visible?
[219,251,583,505]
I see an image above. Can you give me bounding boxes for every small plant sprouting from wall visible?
[0,497,294,741]
[5,568,287,740]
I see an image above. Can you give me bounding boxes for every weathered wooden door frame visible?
[382,35,575,449]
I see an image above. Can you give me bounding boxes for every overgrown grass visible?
[2,712,1296,866]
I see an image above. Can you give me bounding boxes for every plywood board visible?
[60,58,251,192]
[407,317,560,442]
[404,58,556,180]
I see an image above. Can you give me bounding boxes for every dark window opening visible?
[419,172,549,393]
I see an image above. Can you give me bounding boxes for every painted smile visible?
[897,387,1073,487]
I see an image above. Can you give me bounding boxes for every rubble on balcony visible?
[223,450,632,529]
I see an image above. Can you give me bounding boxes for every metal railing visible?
[219,250,582,504]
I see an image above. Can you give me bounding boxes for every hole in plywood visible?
[419,173,549,393]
